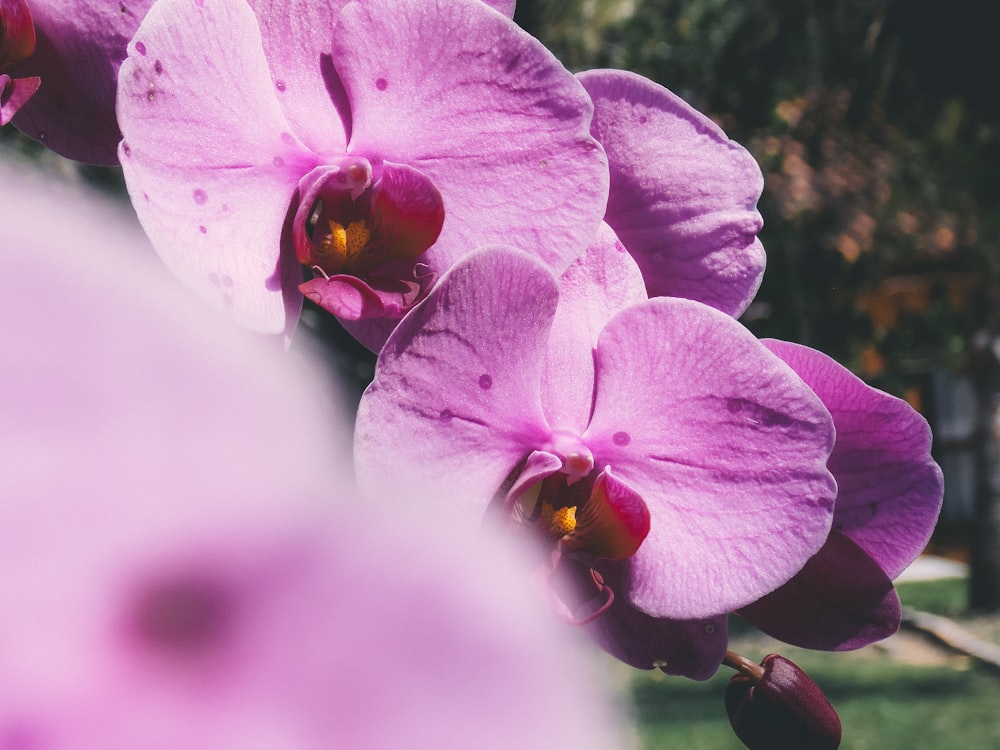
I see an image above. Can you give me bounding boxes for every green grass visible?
[633,650,1000,749]
[633,578,1000,749]
[896,578,969,618]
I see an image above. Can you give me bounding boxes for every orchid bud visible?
[724,653,842,750]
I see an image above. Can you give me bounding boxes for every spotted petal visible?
[355,246,557,518]
[118,0,320,337]
[336,0,608,279]
[584,298,837,619]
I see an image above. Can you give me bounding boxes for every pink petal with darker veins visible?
[355,247,558,520]
[585,298,837,619]
[580,68,765,317]
[763,339,944,580]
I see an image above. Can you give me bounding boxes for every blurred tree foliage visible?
[517,0,1000,398]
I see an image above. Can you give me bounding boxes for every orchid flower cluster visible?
[2,0,944,748]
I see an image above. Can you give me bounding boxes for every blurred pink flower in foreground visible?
[0,161,624,750]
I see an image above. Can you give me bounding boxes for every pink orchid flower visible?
[0,161,623,750]
[580,69,767,317]
[116,0,608,349]
[355,232,839,677]
[0,0,40,125]
[738,340,944,650]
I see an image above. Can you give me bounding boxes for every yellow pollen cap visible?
[321,220,371,267]
[541,501,578,540]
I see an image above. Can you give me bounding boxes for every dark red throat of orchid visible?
[0,0,36,69]
[524,469,650,562]
[293,159,445,279]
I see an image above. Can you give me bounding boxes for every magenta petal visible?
[507,450,564,511]
[118,0,320,335]
[246,0,350,155]
[738,531,902,651]
[300,274,386,320]
[355,246,558,513]
[569,467,650,561]
[480,0,515,17]
[583,563,727,680]
[542,223,647,434]
[764,339,944,579]
[334,0,608,278]
[579,69,765,317]
[8,0,155,164]
[0,72,38,124]
[367,160,445,264]
[585,298,837,619]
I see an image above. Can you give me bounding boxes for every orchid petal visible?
[355,246,558,514]
[506,450,564,513]
[568,468,650,561]
[0,72,38,124]
[8,0,155,164]
[481,0,515,17]
[541,222,647,434]
[764,339,944,579]
[366,160,445,268]
[300,274,387,321]
[246,0,350,156]
[579,68,765,317]
[118,0,320,335]
[334,0,608,277]
[738,531,902,650]
[585,298,837,619]
[583,563,727,680]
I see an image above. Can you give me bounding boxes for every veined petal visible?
[579,68,765,318]
[542,223,647,434]
[480,0,515,17]
[335,0,608,277]
[8,0,155,164]
[738,531,901,651]
[585,298,837,619]
[118,0,320,335]
[764,339,944,579]
[246,0,350,156]
[355,246,557,514]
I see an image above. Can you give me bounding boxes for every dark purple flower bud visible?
[724,652,842,750]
